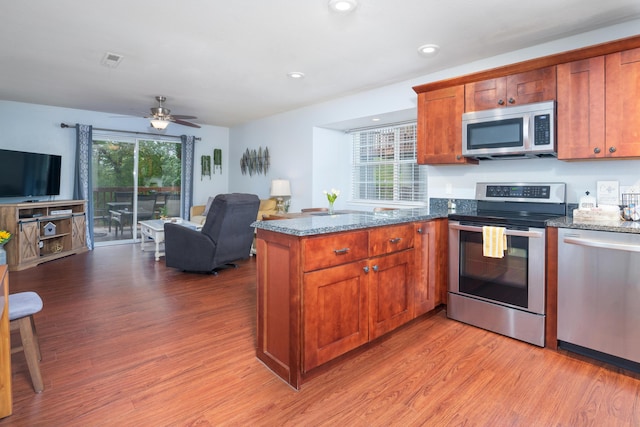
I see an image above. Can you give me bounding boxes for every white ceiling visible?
[1,1,639,128]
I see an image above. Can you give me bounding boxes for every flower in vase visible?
[323,189,340,204]
[0,230,11,245]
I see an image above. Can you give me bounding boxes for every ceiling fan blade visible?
[171,114,197,120]
[172,118,201,128]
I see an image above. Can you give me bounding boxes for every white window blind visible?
[351,123,427,204]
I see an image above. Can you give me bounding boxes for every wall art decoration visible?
[240,146,270,176]
[213,149,222,174]
[201,155,211,180]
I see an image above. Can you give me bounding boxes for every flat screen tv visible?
[0,149,62,198]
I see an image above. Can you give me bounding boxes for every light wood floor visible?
[2,245,639,426]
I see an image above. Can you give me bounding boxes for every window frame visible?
[351,123,427,206]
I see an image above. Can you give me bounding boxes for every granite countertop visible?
[252,207,450,237]
[546,216,640,234]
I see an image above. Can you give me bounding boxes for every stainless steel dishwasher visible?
[557,227,640,371]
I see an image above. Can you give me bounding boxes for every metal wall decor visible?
[240,146,270,176]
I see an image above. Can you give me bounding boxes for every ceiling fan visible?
[146,96,200,129]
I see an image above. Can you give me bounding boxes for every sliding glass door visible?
[91,136,182,246]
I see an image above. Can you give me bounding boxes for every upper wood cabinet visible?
[558,47,640,160]
[605,47,640,158]
[417,86,477,165]
[557,57,605,160]
[465,66,557,111]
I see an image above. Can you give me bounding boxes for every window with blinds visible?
[351,123,427,204]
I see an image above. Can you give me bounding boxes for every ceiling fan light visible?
[150,119,170,130]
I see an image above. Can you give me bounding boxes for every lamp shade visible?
[150,119,170,130]
[270,179,291,197]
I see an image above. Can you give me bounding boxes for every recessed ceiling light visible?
[328,0,358,12]
[287,71,305,79]
[372,118,380,122]
[417,44,440,58]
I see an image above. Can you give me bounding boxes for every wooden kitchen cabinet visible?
[605,47,640,158]
[256,220,441,389]
[304,224,414,370]
[558,47,640,160]
[414,219,448,316]
[417,85,477,165]
[303,260,369,371]
[557,56,606,160]
[465,66,557,111]
[367,249,414,340]
[368,223,415,340]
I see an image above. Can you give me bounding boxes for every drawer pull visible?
[389,237,402,244]
[333,247,350,255]
[372,265,379,272]
[363,266,369,273]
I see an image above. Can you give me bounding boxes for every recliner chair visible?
[164,193,260,273]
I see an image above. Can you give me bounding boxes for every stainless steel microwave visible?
[462,100,556,160]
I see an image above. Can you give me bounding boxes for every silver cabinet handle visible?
[333,247,350,255]
[449,223,544,238]
[363,266,369,273]
[563,236,640,253]
[389,237,402,244]
[372,265,379,272]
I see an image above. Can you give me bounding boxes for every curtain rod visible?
[60,123,201,141]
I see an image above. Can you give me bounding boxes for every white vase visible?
[0,243,6,265]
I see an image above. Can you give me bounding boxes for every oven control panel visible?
[476,182,566,203]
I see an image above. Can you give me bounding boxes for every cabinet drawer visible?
[369,224,414,257]
[302,231,368,272]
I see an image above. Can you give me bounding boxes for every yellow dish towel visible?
[482,226,507,258]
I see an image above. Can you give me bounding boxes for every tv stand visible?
[0,200,87,271]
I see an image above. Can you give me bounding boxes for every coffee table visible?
[139,219,202,261]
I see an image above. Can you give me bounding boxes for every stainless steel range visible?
[447,182,566,347]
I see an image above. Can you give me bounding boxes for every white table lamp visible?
[270,179,291,213]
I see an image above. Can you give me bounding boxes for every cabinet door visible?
[506,66,556,106]
[303,261,368,372]
[368,249,414,340]
[465,77,508,111]
[414,220,448,317]
[417,86,476,165]
[606,47,640,158]
[465,66,556,111]
[557,57,606,160]
[17,221,39,264]
[72,214,86,249]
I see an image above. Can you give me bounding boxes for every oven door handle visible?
[449,223,544,238]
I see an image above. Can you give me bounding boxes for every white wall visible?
[228,20,640,208]
[0,100,230,207]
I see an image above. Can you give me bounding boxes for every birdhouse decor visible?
[43,222,57,236]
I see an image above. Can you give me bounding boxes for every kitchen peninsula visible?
[253,208,450,389]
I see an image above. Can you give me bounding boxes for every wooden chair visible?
[9,291,44,393]
[301,208,329,213]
